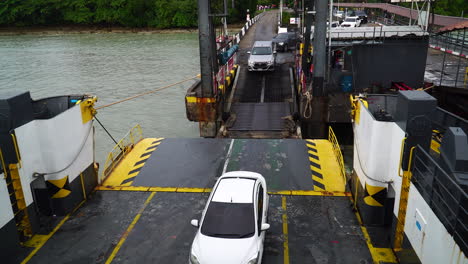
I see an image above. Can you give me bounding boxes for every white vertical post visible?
[280,0,283,24]
[425,0,431,32]
[328,0,333,82]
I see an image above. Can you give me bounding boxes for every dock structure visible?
[16,137,397,264]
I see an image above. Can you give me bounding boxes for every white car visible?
[247,41,276,71]
[189,171,270,264]
[340,16,361,27]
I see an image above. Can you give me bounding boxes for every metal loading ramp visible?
[18,138,397,264]
[102,138,346,192]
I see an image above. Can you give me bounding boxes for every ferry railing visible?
[410,145,468,255]
[329,28,427,41]
[328,126,346,182]
[431,107,468,135]
[102,124,143,182]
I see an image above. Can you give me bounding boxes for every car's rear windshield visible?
[276,33,288,39]
[345,18,356,22]
[201,202,255,238]
[252,47,272,55]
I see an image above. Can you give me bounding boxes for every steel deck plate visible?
[22,192,373,264]
[122,139,313,191]
[230,102,290,131]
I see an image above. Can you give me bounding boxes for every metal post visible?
[454,28,466,88]
[425,0,431,31]
[439,49,447,86]
[303,2,313,80]
[280,0,283,25]
[409,0,413,26]
[198,0,214,98]
[312,0,327,96]
[327,0,333,82]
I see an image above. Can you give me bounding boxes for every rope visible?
[353,134,393,184]
[94,115,121,149]
[95,75,200,110]
[303,91,313,119]
[33,121,94,177]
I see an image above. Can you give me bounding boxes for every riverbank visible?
[0,23,247,36]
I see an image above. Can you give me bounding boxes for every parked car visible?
[247,41,276,71]
[340,16,361,27]
[272,32,299,52]
[189,171,270,264]
[350,10,368,24]
[330,21,340,28]
[335,10,344,19]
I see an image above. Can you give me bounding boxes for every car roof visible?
[253,41,272,47]
[212,177,256,203]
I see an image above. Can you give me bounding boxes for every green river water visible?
[0,32,201,167]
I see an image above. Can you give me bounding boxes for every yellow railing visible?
[328,126,346,182]
[102,124,143,182]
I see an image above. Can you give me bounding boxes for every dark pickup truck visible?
[272,32,299,52]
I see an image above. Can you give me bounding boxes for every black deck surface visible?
[23,192,373,264]
[224,139,312,191]
[130,138,313,191]
[133,138,231,188]
[111,192,209,263]
[27,191,150,264]
[286,196,372,263]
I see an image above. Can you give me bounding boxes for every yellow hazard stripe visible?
[185,97,216,103]
[105,192,156,264]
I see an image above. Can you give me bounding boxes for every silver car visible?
[247,41,276,71]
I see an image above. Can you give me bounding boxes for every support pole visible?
[312,0,327,96]
[280,0,283,25]
[302,2,313,80]
[327,0,333,82]
[198,0,214,98]
[454,28,466,88]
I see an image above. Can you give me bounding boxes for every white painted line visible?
[222,139,235,174]
[260,75,266,103]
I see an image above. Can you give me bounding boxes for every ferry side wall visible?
[0,103,97,262]
[353,101,468,263]
[15,105,94,214]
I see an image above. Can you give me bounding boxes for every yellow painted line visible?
[103,138,161,186]
[21,200,86,264]
[96,186,212,193]
[176,187,210,193]
[105,192,156,264]
[95,186,351,196]
[282,196,290,264]
[312,140,346,192]
[351,198,397,263]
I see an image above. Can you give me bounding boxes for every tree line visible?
[0,0,258,28]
